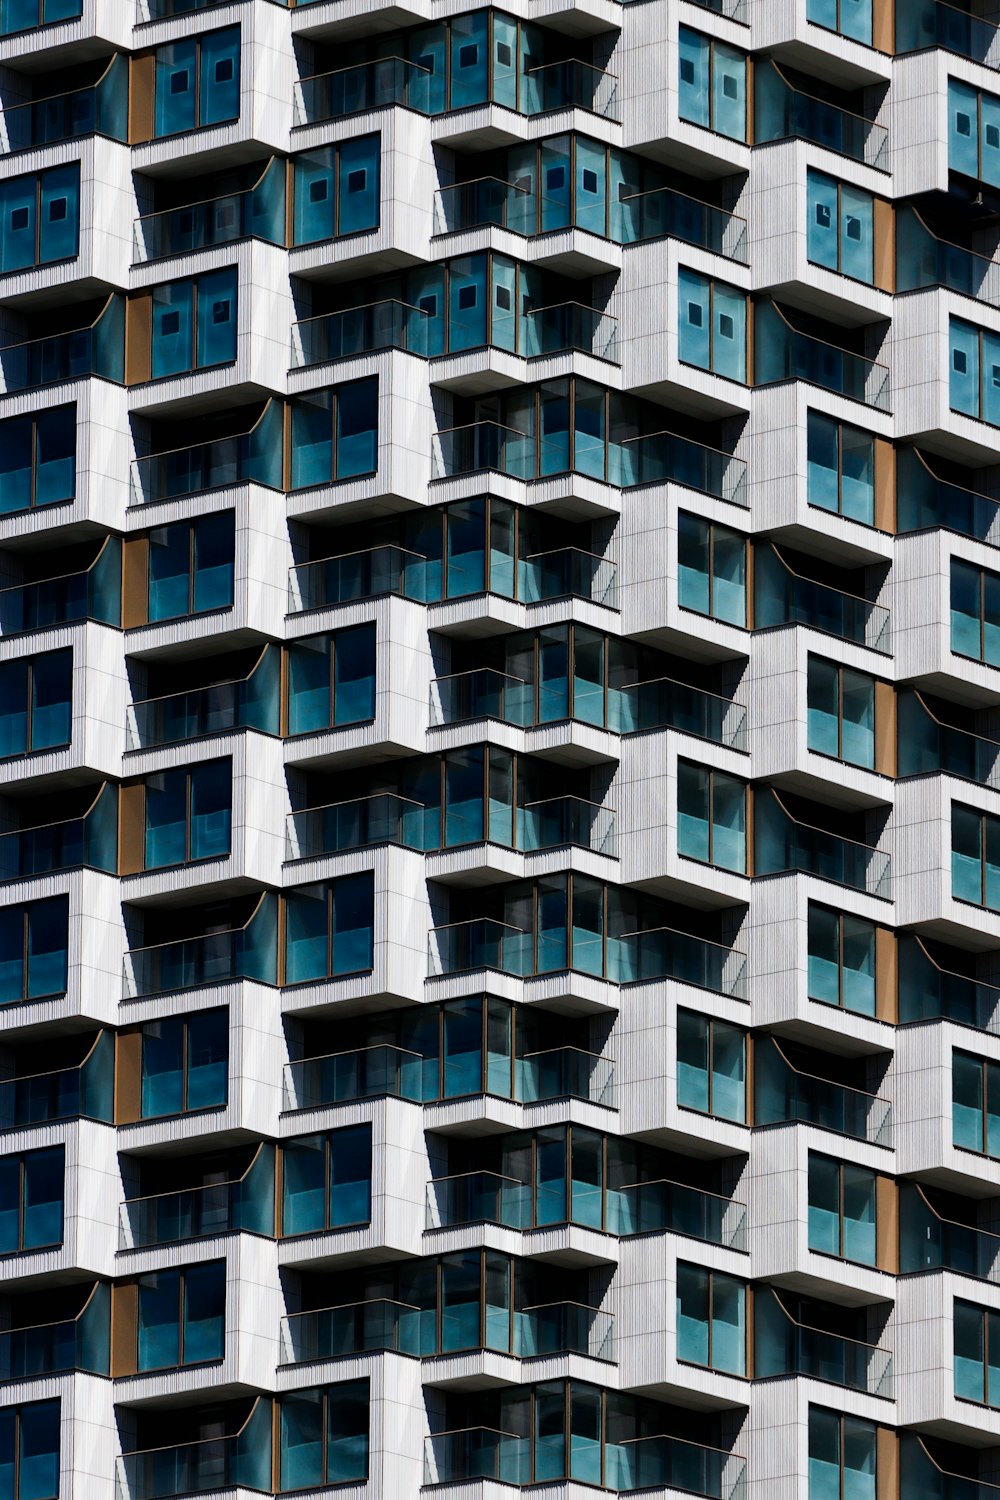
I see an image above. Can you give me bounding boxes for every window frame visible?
[278,1377,370,1490]
[0,1397,61,1500]
[805,654,876,768]
[0,648,73,760]
[0,896,70,1006]
[677,26,748,143]
[676,1260,747,1375]
[0,1144,65,1255]
[807,1404,878,1500]
[152,24,241,139]
[676,1008,748,1124]
[677,511,748,626]
[138,1006,230,1121]
[135,1259,227,1372]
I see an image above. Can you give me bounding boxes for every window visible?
[139,1008,229,1119]
[676,1263,746,1374]
[678,269,747,382]
[951,558,1000,667]
[0,649,72,758]
[955,1300,1000,1407]
[136,1261,226,1371]
[0,404,75,517]
[0,897,69,1005]
[0,164,80,273]
[677,760,747,873]
[279,1379,369,1490]
[281,1123,372,1235]
[807,903,876,1017]
[678,27,747,142]
[293,136,380,244]
[143,759,232,870]
[284,873,375,984]
[677,512,746,625]
[806,170,874,284]
[949,79,1000,189]
[0,1146,64,1253]
[951,802,1000,912]
[806,0,872,44]
[286,623,376,735]
[289,376,379,488]
[807,656,875,768]
[677,1010,746,1122]
[807,1152,876,1265]
[806,411,875,525]
[1,0,81,32]
[150,268,238,379]
[808,1406,877,1500]
[953,1049,1000,1157]
[0,1399,60,1500]
[949,317,1000,427]
[153,26,240,138]
[147,511,235,622]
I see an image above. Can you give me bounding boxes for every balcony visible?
[896,2,1000,66]
[0,1032,114,1128]
[426,1170,531,1230]
[754,60,888,170]
[430,670,534,728]
[618,678,748,750]
[116,1399,272,1500]
[898,934,1000,1034]
[121,892,277,998]
[897,207,1000,309]
[615,927,748,999]
[0,1283,109,1380]
[0,536,121,633]
[755,543,890,652]
[132,160,285,263]
[755,1288,893,1397]
[899,690,1000,789]
[609,1179,748,1250]
[755,1035,893,1146]
[0,56,128,154]
[126,646,281,751]
[755,789,891,898]
[754,302,890,412]
[621,431,748,506]
[130,401,283,503]
[618,185,748,262]
[0,784,117,883]
[900,1183,1000,1282]
[896,447,1000,546]
[0,294,124,393]
[119,1146,275,1250]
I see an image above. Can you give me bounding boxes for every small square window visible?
[845,215,861,240]
[418,294,437,316]
[496,42,512,66]
[718,313,735,339]
[956,112,972,137]
[170,69,190,95]
[347,169,367,194]
[722,74,738,99]
[214,57,234,83]
[496,285,511,310]
[954,348,968,373]
[458,43,478,67]
[546,166,565,189]
[688,301,704,328]
[309,179,329,204]
[988,124,1000,149]
[458,284,477,310]
[212,299,232,325]
[9,207,29,231]
[47,197,67,223]
[161,311,181,336]
[815,204,832,228]
[582,168,598,193]
[680,58,695,84]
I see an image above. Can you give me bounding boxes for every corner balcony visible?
[755,1287,893,1398]
[618,678,748,750]
[118,1145,275,1251]
[121,891,277,999]
[901,1438,1000,1500]
[754,789,891,898]
[125,646,281,751]
[129,402,283,504]
[0,1031,114,1129]
[0,784,117,884]
[754,542,890,651]
[898,690,1000,790]
[754,58,888,169]
[0,1282,110,1380]
[615,927,748,999]
[896,447,1000,547]
[610,1178,748,1250]
[898,933,1000,1033]
[900,1183,1000,1282]
[754,302,890,412]
[0,54,128,154]
[754,1034,893,1146]
[895,2,1000,66]
[132,159,286,264]
[620,431,748,507]
[0,535,120,635]
[897,207,1000,311]
[0,294,124,394]
[116,1398,273,1500]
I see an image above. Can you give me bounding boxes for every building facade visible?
[0,0,998,1495]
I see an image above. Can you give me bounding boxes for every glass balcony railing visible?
[122,892,277,998]
[898,690,1000,789]
[0,535,121,633]
[896,206,1000,307]
[755,543,891,652]
[0,1283,109,1380]
[673,0,747,17]
[126,645,281,750]
[755,1035,893,1146]
[116,1398,273,1500]
[896,1,1000,66]
[621,431,748,506]
[0,293,124,392]
[896,447,1000,546]
[118,1145,275,1250]
[900,1183,1000,1282]
[516,1046,615,1106]
[427,920,532,979]
[522,547,618,605]
[430,668,534,727]
[616,677,748,749]
[432,177,556,236]
[517,795,617,855]
[755,60,888,169]
[0,784,117,883]
[898,934,1000,1034]
[619,185,748,261]
[609,1178,748,1250]
[132,160,285,262]
[423,1427,530,1486]
[285,794,428,859]
[426,1170,531,1230]
[755,1288,893,1398]
[0,1031,114,1129]
[755,302,890,412]
[0,55,128,154]
[902,1437,1000,1500]
[130,400,283,502]
[432,421,537,481]
[139,0,243,15]
[755,789,892,899]
[614,927,748,999]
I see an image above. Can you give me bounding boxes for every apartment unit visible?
[2,0,1000,1496]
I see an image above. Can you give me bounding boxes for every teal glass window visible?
[678,27,746,142]
[278,1380,369,1490]
[949,78,1000,189]
[807,903,876,1017]
[0,1399,60,1500]
[0,649,72,758]
[677,512,747,625]
[150,268,238,379]
[808,1406,876,1500]
[281,1123,372,1235]
[807,1152,877,1265]
[292,136,380,244]
[286,623,376,735]
[0,897,69,1005]
[953,1049,1000,1158]
[0,1145,64,1253]
[677,759,747,873]
[0,404,75,517]
[949,317,1000,426]
[955,1300,1000,1407]
[676,1262,746,1375]
[153,26,240,138]
[147,511,235,622]
[136,1261,225,1371]
[806,170,874,284]
[143,758,232,870]
[284,872,374,984]
[289,377,378,488]
[678,268,747,382]
[950,558,1000,666]
[0,164,80,273]
[1,0,81,31]
[951,802,1000,911]
[806,411,875,525]
[139,1008,229,1119]
[806,0,872,44]
[677,1009,746,1123]
[807,656,875,768]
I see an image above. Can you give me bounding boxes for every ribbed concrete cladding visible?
[5,0,1000,1496]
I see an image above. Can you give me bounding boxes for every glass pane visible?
[151,278,194,379]
[678,28,710,128]
[138,1272,181,1370]
[21,1147,63,1249]
[712,1021,746,1123]
[195,268,237,369]
[676,1262,710,1365]
[141,1018,184,1118]
[955,1300,986,1401]
[842,1162,876,1265]
[841,182,874,283]
[678,268,711,370]
[677,1010,709,1113]
[186,1008,228,1110]
[183,1261,225,1363]
[953,1050,984,1151]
